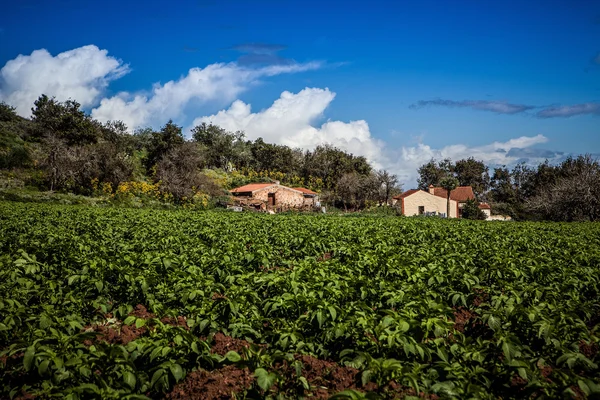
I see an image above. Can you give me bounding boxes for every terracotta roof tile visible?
[478,202,491,209]
[431,186,475,202]
[230,183,275,193]
[392,189,421,199]
[292,187,318,195]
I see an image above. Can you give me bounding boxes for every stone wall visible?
[253,185,305,208]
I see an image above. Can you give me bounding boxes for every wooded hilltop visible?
[1,95,599,221]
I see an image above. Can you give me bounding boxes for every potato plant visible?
[0,202,599,399]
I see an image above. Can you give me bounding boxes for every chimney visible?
[429,184,435,194]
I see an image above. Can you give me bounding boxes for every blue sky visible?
[0,0,599,184]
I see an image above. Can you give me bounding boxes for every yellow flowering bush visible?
[114,181,161,202]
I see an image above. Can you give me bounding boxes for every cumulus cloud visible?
[536,102,600,118]
[91,61,322,129]
[409,99,535,114]
[0,45,129,116]
[192,87,387,168]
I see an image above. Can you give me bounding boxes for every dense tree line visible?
[0,95,402,207]
[416,155,600,221]
[3,94,597,218]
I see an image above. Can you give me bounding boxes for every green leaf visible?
[578,380,590,396]
[123,316,136,325]
[123,370,137,390]
[316,310,324,328]
[502,342,513,363]
[487,315,500,331]
[23,346,35,371]
[95,281,104,292]
[135,318,146,328]
[255,368,277,391]
[361,369,373,386]
[38,359,50,375]
[328,306,337,321]
[150,369,166,388]
[170,364,184,381]
[299,376,310,390]
[225,351,242,363]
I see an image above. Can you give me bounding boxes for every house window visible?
[418,206,424,215]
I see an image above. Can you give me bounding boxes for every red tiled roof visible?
[292,187,318,195]
[230,183,275,193]
[478,202,491,210]
[392,189,420,199]
[431,186,475,202]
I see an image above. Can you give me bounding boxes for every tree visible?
[0,102,18,122]
[250,138,301,174]
[526,155,600,221]
[376,169,401,205]
[146,120,184,172]
[462,199,487,220]
[31,95,99,145]
[302,144,372,190]
[439,176,459,217]
[155,142,222,202]
[191,122,247,170]
[417,158,454,190]
[454,157,490,197]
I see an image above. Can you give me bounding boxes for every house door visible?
[268,193,275,206]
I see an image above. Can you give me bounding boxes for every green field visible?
[1,202,599,399]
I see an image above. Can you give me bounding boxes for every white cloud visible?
[0,45,129,117]
[192,87,387,168]
[91,61,322,130]
[0,44,321,128]
[389,134,554,185]
[195,88,556,186]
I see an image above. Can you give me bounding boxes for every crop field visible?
[0,202,599,399]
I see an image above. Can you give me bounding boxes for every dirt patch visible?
[453,307,476,333]
[129,304,156,319]
[161,316,189,330]
[539,364,553,382]
[569,385,586,399]
[12,391,36,400]
[578,340,598,359]
[510,374,527,388]
[165,365,255,400]
[473,288,489,307]
[208,332,252,356]
[83,323,147,345]
[317,252,332,262]
[296,354,360,395]
[211,293,227,301]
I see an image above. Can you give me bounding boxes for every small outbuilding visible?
[230,182,309,210]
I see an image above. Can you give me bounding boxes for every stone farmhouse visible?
[230,182,319,211]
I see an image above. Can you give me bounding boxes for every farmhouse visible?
[393,185,475,218]
[230,182,318,210]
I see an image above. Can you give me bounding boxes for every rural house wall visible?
[403,191,458,217]
[253,186,305,208]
